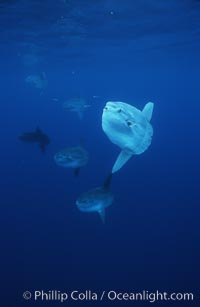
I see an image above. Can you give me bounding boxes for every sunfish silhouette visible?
[102,101,154,173]
[19,127,50,153]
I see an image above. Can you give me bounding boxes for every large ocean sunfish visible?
[102,101,154,173]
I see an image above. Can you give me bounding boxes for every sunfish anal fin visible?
[74,168,80,176]
[98,208,105,223]
[103,173,112,189]
[112,149,133,173]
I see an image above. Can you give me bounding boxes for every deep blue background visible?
[1,0,200,306]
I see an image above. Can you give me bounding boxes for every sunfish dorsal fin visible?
[142,102,154,121]
[112,149,133,173]
[98,208,105,223]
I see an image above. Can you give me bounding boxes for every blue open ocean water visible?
[1,0,200,306]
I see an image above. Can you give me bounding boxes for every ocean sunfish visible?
[76,174,113,223]
[62,97,90,120]
[19,127,50,153]
[102,101,154,173]
[54,145,89,176]
[25,72,48,90]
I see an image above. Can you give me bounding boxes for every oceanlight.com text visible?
[22,289,195,303]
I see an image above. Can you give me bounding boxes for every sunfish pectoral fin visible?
[112,149,133,173]
[142,102,154,121]
[98,208,105,223]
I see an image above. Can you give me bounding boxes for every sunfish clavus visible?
[102,101,154,173]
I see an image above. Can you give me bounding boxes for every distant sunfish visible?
[25,72,48,90]
[19,127,50,153]
[54,146,89,176]
[62,97,90,120]
[102,101,154,173]
[76,174,113,223]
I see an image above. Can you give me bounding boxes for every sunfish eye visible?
[127,121,132,127]
[117,108,122,113]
